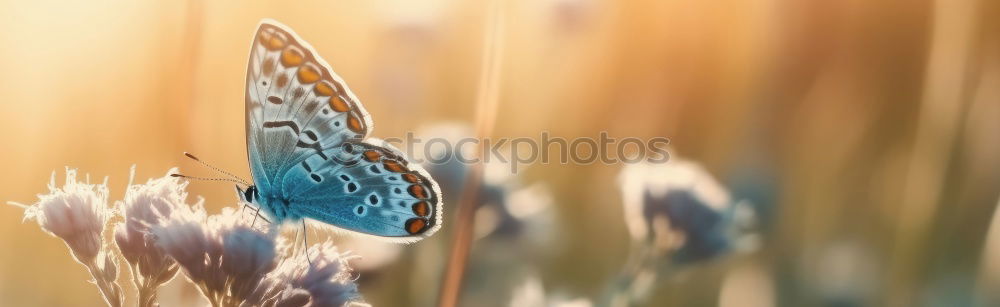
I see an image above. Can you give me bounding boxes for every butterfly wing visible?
[245,20,441,241]
[285,139,442,241]
[245,20,372,198]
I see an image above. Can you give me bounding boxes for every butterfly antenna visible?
[183,152,251,186]
[169,173,246,186]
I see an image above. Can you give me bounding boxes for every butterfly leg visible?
[251,209,260,228]
[302,220,313,266]
[250,206,271,228]
[242,203,257,220]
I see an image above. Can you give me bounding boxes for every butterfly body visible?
[240,19,442,242]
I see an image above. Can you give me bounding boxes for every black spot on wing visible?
[263,121,329,160]
[263,121,300,135]
[304,130,318,142]
[342,143,356,154]
[296,141,329,160]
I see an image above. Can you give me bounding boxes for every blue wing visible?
[245,20,372,197]
[244,20,441,241]
[282,139,442,241]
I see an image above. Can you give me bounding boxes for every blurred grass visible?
[0,0,998,306]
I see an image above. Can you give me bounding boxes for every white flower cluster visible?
[11,168,124,307]
[12,167,365,307]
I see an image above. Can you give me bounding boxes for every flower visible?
[151,201,363,307]
[219,220,278,301]
[248,241,364,307]
[606,159,758,306]
[16,168,111,263]
[288,241,362,306]
[114,166,185,306]
[13,168,364,307]
[618,159,754,263]
[150,200,212,283]
[9,168,124,307]
[151,205,250,305]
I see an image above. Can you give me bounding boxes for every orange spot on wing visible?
[383,160,407,173]
[314,81,336,96]
[263,32,286,51]
[281,46,304,67]
[412,201,430,217]
[329,96,350,112]
[363,150,381,162]
[346,114,364,133]
[405,218,428,234]
[297,64,321,84]
[402,173,420,183]
[408,184,428,199]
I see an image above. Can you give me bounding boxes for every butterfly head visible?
[236,185,259,204]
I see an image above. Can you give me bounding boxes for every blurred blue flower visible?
[641,189,729,263]
[607,159,759,306]
[619,159,757,264]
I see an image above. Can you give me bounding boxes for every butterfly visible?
[235,19,442,242]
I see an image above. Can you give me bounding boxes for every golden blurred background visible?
[1,0,998,306]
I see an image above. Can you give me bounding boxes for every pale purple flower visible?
[150,200,212,281]
[114,166,185,306]
[15,169,111,263]
[152,203,362,307]
[9,168,124,307]
[14,167,364,306]
[149,204,226,304]
[220,221,278,301]
[260,241,363,307]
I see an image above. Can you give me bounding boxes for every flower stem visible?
[85,260,123,307]
[137,285,158,307]
[436,1,506,307]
